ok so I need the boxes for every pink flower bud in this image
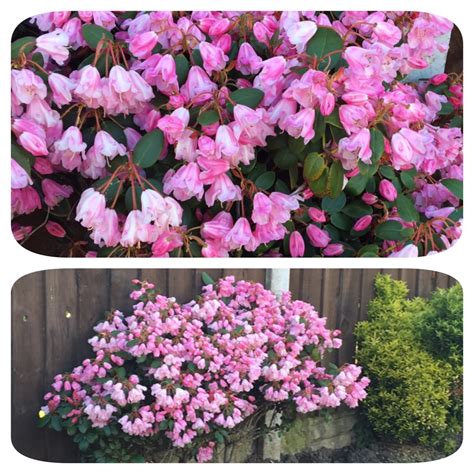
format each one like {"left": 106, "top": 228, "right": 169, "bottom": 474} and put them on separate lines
{"left": 353, "top": 215, "right": 373, "bottom": 232}
{"left": 379, "top": 179, "right": 398, "bottom": 202}
{"left": 42, "top": 178, "right": 73, "bottom": 207}
{"left": 18, "top": 132, "right": 48, "bottom": 156}
{"left": 308, "top": 208, "right": 326, "bottom": 223}
{"left": 431, "top": 73, "right": 448, "bottom": 86}
{"left": 289, "top": 231, "right": 305, "bottom": 257}
{"left": 46, "top": 221, "right": 66, "bottom": 238}
{"left": 307, "top": 224, "right": 330, "bottom": 248}
{"left": 320, "top": 92, "right": 335, "bottom": 116}
{"left": 48, "top": 73, "right": 75, "bottom": 106}
{"left": 362, "top": 192, "right": 378, "bottom": 205}
{"left": 236, "top": 42, "right": 262, "bottom": 75}
{"left": 323, "top": 243, "right": 344, "bottom": 256}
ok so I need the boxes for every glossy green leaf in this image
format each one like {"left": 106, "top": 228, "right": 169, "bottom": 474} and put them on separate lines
{"left": 81, "top": 24, "right": 113, "bottom": 49}
{"left": 306, "top": 27, "right": 343, "bottom": 70}
{"left": 303, "top": 152, "right": 326, "bottom": 181}
{"left": 442, "top": 179, "right": 463, "bottom": 199}
{"left": 274, "top": 148, "right": 297, "bottom": 170}
{"left": 254, "top": 171, "right": 276, "bottom": 190}
{"left": 133, "top": 130, "right": 164, "bottom": 168}
{"left": 175, "top": 54, "right": 190, "bottom": 85}
{"left": 230, "top": 88, "right": 264, "bottom": 109}
{"left": 197, "top": 109, "right": 219, "bottom": 126}
{"left": 370, "top": 128, "right": 385, "bottom": 162}
{"left": 201, "top": 272, "right": 215, "bottom": 286}
{"left": 395, "top": 194, "right": 420, "bottom": 222}
{"left": 11, "top": 36, "right": 36, "bottom": 59}
{"left": 327, "top": 160, "right": 344, "bottom": 198}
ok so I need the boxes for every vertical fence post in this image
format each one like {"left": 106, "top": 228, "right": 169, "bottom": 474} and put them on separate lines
{"left": 260, "top": 268, "right": 290, "bottom": 461}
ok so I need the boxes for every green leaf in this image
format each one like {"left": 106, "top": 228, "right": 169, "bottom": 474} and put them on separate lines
{"left": 380, "top": 165, "right": 396, "bottom": 180}
{"left": 288, "top": 137, "right": 305, "bottom": 153}
{"left": 11, "top": 139, "right": 34, "bottom": 175}
{"left": 50, "top": 416, "right": 62, "bottom": 432}
{"left": 115, "top": 366, "right": 126, "bottom": 378}
{"left": 330, "top": 212, "right": 352, "bottom": 231}
{"left": 133, "top": 130, "right": 164, "bottom": 168}
{"left": 324, "top": 110, "right": 343, "bottom": 129}
{"left": 322, "top": 193, "right": 347, "bottom": 214}
{"left": 395, "top": 194, "right": 420, "bottom": 223}
{"left": 375, "top": 220, "right": 413, "bottom": 241}
{"left": 11, "top": 36, "right": 36, "bottom": 59}
{"left": 342, "top": 201, "right": 372, "bottom": 218}
{"left": 442, "top": 179, "right": 463, "bottom": 200}
{"left": 370, "top": 128, "right": 385, "bottom": 162}
{"left": 230, "top": 88, "right": 264, "bottom": 109}
{"left": 201, "top": 272, "right": 214, "bottom": 286}
{"left": 126, "top": 338, "right": 141, "bottom": 348}
{"left": 150, "top": 358, "right": 162, "bottom": 368}
{"left": 439, "top": 101, "right": 454, "bottom": 116}
{"left": 81, "top": 24, "right": 114, "bottom": 49}
{"left": 175, "top": 54, "right": 190, "bottom": 85}
{"left": 274, "top": 148, "right": 297, "bottom": 170}
{"left": 400, "top": 168, "right": 417, "bottom": 190}
{"left": 255, "top": 171, "right": 276, "bottom": 190}
{"left": 197, "top": 109, "right": 219, "bottom": 126}
{"left": 303, "top": 152, "right": 326, "bottom": 181}
{"left": 306, "top": 27, "right": 343, "bottom": 70}
{"left": 214, "top": 431, "right": 225, "bottom": 444}
{"left": 358, "top": 244, "right": 380, "bottom": 257}
{"left": 345, "top": 173, "right": 369, "bottom": 196}
{"left": 327, "top": 160, "right": 344, "bottom": 198}
{"left": 309, "top": 169, "right": 328, "bottom": 197}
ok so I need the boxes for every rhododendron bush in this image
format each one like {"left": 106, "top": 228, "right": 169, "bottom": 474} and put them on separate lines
{"left": 38, "top": 276, "right": 369, "bottom": 462}
{"left": 12, "top": 11, "right": 463, "bottom": 257}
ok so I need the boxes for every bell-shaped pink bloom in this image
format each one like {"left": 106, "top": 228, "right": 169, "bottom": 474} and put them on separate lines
{"left": 269, "top": 192, "right": 300, "bottom": 223}
{"left": 236, "top": 42, "right": 263, "bottom": 75}
{"left": 157, "top": 107, "right": 189, "bottom": 144}
{"left": 215, "top": 125, "right": 239, "bottom": 157}
{"left": 73, "top": 65, "right": 102, "bottom": 107}
{"left": 109, "top": 65, "right": 132, "bottom": 94}
{"left": 129, "top": 31, "right": 159, "bottom": 59}
{"left": 257, "top": 56, "right": 286, "bottom": 86}
{"left": 289, "top": 231, "right": 305, "bottom": 257}
{"left": 150, "top": 54, "right": 179, "bottom": 95}
{"left": 41, "top": 178, "right": 73, "bottom": 207}
{"left": 391, "top": 131, "right": 415, "bottom": 170}
{"left": 11, "top": 69, "right": 47, "bottom": 104}
{"left": 199, "top": 41, "right": 228, "bottom": 75}
{"left": 26, "top": 97, "right": 61, "bottom": 129}
{"left": 286, "top": 21, "right": 317, "bottom": 53}
{"left": 12, "top": 186, "right": 41, "bottom": 215}
{"left": 91, "top": 208, "right": 121, "bottom": 247}
{"left": 163, "top": 197, "right": 183, "bottom": 228}
{"left": 163, "top": 162, "right": 204, "bottom": 201}
{"left": 140, "top": 189, "right": 166, "bottom": 223}
{"left": 353, "top": 215, "right": 373, "bottom": 232}
{"left": 181, "top": 66, "right": 217, "bottom": 104}
{"left": 120, "top": 210, "right": 150, "bottom": 247}
{"left": 48, "top": 73, "right": 76, "bottom": 106}
{"left": 36, "top": 28, "right": 70, "bottom": 65}
{"left": 280, "top": 108, "right": 315, "bottom": 144}
{"left": 75, "top": 188, "right": 106, "bottom": 228}
{"left": 205, "top": 173, "right": 242, "bottom": 207}
{"left": 18, "top": 131, "right": 49, "bottom": 156}
{"left": 379, "top": 179, "right": 398, "bottom": 202}
{"left": 11, "top": 159, "right": 33, "bottom": 189}
{"left": 201, "top": 211, "right": 233, "bottom": 240}
{"left": 265, "top": 98, "right": 298, "bottom": 128}
{"left": 307, "top": 224, "right": 331, "bottom": 248}
{"left": 225, "top": 217, "right": 252, "bottom": 250}
{"left": 51, "top": 126, "right": 87, "bottom": 171}
{"left": 151, "top": 230, "right": 183, "bottom": 257}
{"left": 251, "top": 192, "right": 273, "bottom": 225}
{"left": 94, "top": 131, "right": 127, "bottom": 159}
{"left": 233, "top": 105, "right": 275, "bottom": 147}
{"left": 338, "top": 128, "right": 372, "bottom": 170}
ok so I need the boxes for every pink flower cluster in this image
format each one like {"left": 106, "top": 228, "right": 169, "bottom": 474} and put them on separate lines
{"left": 40, "top": 276, "right": 369, "bottom": 462}
{"left": 12, "top": 11, "right": 462, "bottom": 257}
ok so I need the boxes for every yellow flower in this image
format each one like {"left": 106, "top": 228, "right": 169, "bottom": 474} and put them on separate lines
{"left": 38, "top": 410, "right": 46, "bottom": 419}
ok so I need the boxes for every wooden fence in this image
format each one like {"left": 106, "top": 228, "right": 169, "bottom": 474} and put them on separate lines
{"left": 11, "top": 268, "right": 457, "bottom": 462}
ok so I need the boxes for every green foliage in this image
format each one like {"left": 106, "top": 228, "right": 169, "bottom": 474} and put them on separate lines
{"left": 355, "top": 275, "right": 462, "bottom": 453}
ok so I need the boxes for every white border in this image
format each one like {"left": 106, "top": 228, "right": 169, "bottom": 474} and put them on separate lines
{"left": 2, "top": 1, "right": 470, "bottom": 472}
